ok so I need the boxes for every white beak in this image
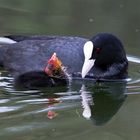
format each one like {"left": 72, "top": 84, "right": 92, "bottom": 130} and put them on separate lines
{"left": 82, "top": 59, "right": 95, "bottom": 78}
{"left": 82, "top": 41, "right": 95, "bottom": 78}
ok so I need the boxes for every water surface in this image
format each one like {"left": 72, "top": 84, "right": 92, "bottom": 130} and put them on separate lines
{"left": 0, "top": 0, "right": 140, "bottom": 140}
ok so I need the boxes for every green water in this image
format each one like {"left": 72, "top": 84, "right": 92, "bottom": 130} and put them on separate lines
{"left": 0, "top": 0, "right": 140, "bottom": 140}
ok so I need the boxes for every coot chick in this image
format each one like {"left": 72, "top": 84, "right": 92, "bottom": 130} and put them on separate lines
{"left": 15, "top": 53, "right": 69, "bottom": 88}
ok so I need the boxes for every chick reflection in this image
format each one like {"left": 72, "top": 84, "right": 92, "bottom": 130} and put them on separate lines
{"left": 80, "top": 82, "right": 127, "bottom": 125}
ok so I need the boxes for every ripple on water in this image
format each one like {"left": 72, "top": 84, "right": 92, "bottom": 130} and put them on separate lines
{"left": 0, "top": 106, "right": 22, "bottom": 113}
{"left": 127, "top": 55, "right": 140, "bottom": 64}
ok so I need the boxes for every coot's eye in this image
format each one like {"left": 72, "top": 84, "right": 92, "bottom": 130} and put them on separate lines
{"left": 95, "top": 48, "right": 101, "bottom": 54}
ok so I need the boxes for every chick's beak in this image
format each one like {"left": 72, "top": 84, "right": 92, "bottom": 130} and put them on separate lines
{"left": 44, "top": 53, "right": 62, "bottom": 76}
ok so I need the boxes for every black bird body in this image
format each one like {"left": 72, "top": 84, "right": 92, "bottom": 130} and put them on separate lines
{"left": 0, "top": 33, "right": 128, "bottom": 88}
{"left": 2, "top": 36, "right": 86, "bottom": 76}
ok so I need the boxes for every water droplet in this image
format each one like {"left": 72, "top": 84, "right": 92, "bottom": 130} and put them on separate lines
{"left": 120, "top": 4, "right": 124, "bottom": 8}
{"left": 89, "top": 18, "right": 94, "bottom": 23}
{"left": 135, "top": 29, "right": 139, "bottom": 32}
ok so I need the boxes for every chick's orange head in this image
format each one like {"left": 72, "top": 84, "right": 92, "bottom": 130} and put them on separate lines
{"left": 44, "top": 53, "right": 62, "bottom": 76}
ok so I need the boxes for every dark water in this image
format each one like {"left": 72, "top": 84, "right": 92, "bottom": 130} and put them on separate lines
{"left": 0, "top": 0, "right": 140, "bottom": 140}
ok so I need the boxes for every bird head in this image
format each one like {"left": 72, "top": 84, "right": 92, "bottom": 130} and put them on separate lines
{"left": 44, "top": 53, "right": 66, "bottom": 78}
{"left": 82, "top": 33, "right": 128, "bottom": 78}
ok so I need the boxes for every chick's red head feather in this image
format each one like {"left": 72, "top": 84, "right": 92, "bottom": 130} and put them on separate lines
{"left": 44, "top": 53, "right": 63, "bottom": 77}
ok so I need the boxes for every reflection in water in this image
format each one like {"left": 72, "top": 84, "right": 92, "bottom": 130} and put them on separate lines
{"left": 0, "top": 69, "right": 136, "bottom": 126}
{"left": 127, "top": 55, "right": 140, "bottom": 64}
{"left": 80, "top": 82, "right": 127, "bottom": 125}
{"left": 80, "top": 85, "right": 93, "bottom": 119}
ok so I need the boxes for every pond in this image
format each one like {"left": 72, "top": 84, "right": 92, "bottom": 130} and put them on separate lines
{"left": 0, "top": 0, "right": 140, "bottom": 140}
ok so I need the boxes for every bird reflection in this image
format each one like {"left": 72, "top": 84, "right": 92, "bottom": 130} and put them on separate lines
{"left": 80, "top": 85, "right": 93, "bottom": 119}
{"left": 80, "top": 82, "right": 127, "bottom": 125}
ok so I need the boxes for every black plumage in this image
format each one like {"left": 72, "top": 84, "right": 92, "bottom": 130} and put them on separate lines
{"left": 0, "top": 33, "right": 128, "bottom": 88}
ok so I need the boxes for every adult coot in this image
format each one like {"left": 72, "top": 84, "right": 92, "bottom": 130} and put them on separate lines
{"left": 0, "top": 33, "right": 128, "bottom": 88}
{"left": 0, "top": 35, "right": 86, "bottom": 88}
